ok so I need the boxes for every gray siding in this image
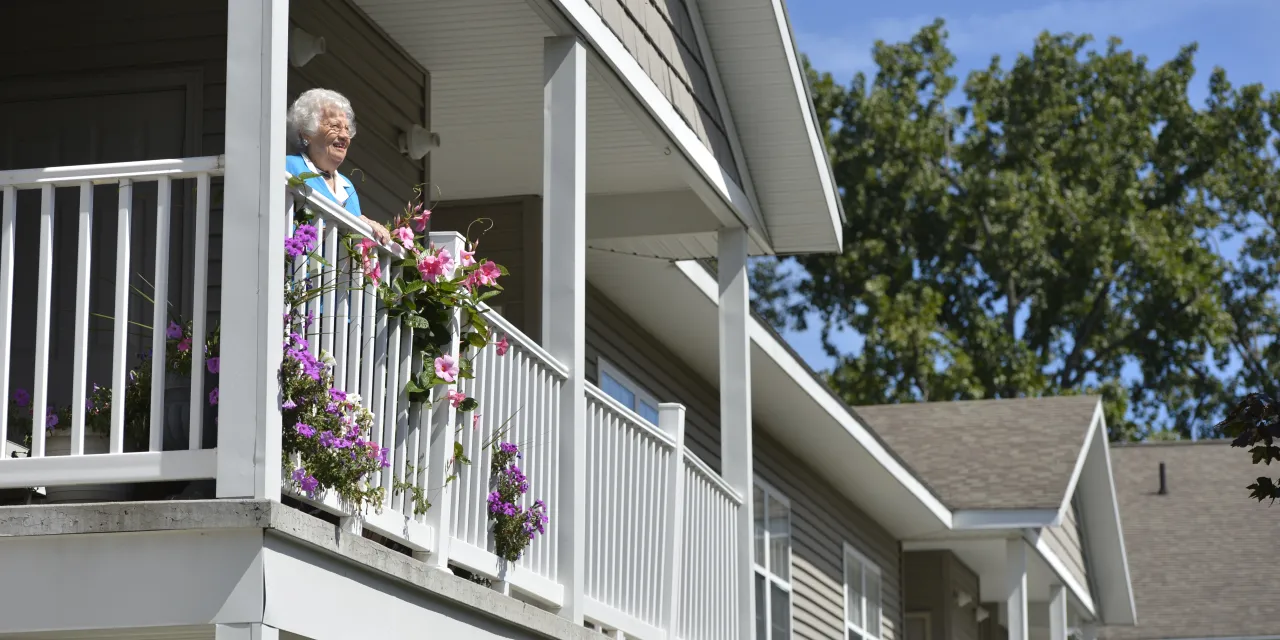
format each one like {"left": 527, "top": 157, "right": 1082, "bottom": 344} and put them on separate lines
{"left": 586, "top": 0, "right": 740, "bottom": 186}
{"left": 755, "top": 429, "right": 903, "bottom": 640}
{"left": 1043, "top": 496, "right": 1088, "bottom": 596}
{"left": 903, "top": 551, "right": 980, "bottom": 640}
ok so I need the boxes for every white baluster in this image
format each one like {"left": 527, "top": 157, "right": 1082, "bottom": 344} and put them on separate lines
{"left": 31, "top": 184, "right": 55, "bottom": 458}
{"left": 0, "top": 186, "right": 15, "bottom": 449}
{"left": 69, "top": 182, "right": 94, "bottom": 455}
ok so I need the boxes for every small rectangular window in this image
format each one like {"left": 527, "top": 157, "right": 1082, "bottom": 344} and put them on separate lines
{"left": 597, "top": 358, "right": 661, "bottom": 425}
{"left": 845, "top": 546, "right": 882, "bottom": 640}
{"left": 754, "top": 479, "right": 792, "bottom": 640}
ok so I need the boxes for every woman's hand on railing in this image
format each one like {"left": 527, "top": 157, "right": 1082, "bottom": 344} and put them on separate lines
{"left": 366, "top": 218, "right": 392, "bottom": 245}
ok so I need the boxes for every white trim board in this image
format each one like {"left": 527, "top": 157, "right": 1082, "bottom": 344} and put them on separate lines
{"left": 1024, "top": 528, "right": 1097, "bottom": 619}
{"left": 531, "top": 0, "right": 772, "bottom": 251}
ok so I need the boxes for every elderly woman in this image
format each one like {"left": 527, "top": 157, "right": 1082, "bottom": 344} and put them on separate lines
{"left": 285, "top": 88, "right": 391, "bottom": 244}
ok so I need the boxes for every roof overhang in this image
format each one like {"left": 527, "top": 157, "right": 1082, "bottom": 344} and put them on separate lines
{"left": 1072, "top": 404, "right": 1138, "bottom": 626}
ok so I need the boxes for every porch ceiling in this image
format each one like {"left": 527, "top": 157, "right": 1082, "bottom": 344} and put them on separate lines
{"left": 353, "top": 0, "right": 686, "bottom": 200}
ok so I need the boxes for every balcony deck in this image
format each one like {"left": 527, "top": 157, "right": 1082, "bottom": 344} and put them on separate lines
{"left": 0, "top": 157, "right": 740, "bottom": 640}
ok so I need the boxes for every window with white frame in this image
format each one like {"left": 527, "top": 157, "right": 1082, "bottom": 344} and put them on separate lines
{"left": 844, "top": 546, "right": 882, "bottom": 640}
{"left": 597, "top": 358, "right": 660, "bottom": 424}
{"left": 754, "top": 480, "right": 792, "bottom": 640}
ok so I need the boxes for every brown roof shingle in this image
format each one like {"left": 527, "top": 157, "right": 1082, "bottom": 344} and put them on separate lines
{"left": 1104, "top": 441, "right": 1280, "bottom": 640}
{"left": 852, "top": 396, "right": 1099, "bottom": 511}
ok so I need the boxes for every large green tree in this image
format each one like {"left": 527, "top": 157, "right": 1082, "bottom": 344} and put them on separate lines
{"left": 753, "top": 20, "right": 1280, "bottom": 440}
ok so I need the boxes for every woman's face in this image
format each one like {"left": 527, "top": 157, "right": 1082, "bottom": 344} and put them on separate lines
{"left": 304, "top": 105, "right": 351, "bottom": 172}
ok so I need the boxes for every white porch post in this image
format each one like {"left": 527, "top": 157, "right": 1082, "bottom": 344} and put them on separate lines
{"left": 542, "top": 35, "right": 587, "bottom": 624}
{"left": 718, "top": 226, "right": 754, "bottom": 639}
{"left": 1049, "top": 584, "right": 1069, "bottom": 640}
{"left": 659, "top": 403, "right": 688, "bottom": 639}
{"left": 1006, "top": 538, "right": 1029, "bottom": 640}
{"left": 218, "top": 0, "right": 288, "bottom": 500}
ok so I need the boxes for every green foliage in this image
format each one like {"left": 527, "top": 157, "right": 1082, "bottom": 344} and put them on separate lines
{"left": 1215, "top": 393, "right": 1280, "bottom": 501}
{"left": 755, "top": 21, "right": 1280, "bottom": 440}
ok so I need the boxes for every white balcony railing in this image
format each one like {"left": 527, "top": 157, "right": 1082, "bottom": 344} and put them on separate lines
{"left": 0, "top": 157, "right": 225, "bottom": 490}
{"left": 0, "top": 157, "right": 746, "bottom": 640}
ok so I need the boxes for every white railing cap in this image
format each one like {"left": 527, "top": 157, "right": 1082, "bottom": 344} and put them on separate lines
{"left": 0, "top": 155, "right": 225, "bottom": 187}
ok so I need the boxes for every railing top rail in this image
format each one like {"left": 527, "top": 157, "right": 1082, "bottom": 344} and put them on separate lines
{"left": 584, "top": 382, "right": 678, "bottom": 449}
{"left": 0, "top": 155, "right": 225, "bottom": 187}
{"left": 481, "top": 304, "right": 570, "bottom": 380}
{"left": 288, "top": 173, "right": 407, "bottom": 261}
{"left": 684, "top": 448, "right": 744, "bottom": 505}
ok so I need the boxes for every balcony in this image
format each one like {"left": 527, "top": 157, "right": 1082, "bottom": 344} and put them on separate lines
{"left": 0, "top": 157, "right": 740, "bottom": 640}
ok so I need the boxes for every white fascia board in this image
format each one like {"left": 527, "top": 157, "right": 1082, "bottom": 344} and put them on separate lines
{"left": 952, "top": 509, "right": 1061, "bottom": 530}
{"left": 1058, "top": 400, "right": 1104, "bottom": 523}
{"left": 675, "top": 261, "right": 952, "bottom": 529}
{"left": 1024, "top": 529, "right": 1098, "bottom": 619}
{"left": 542, "top": 0, "right": 771, "bottom": 248}
{"left": 1078, "top": 409, "right": 1138, "bottom": 625}
{"left": 765, "top": 0, "right": 844, "bottom": 241}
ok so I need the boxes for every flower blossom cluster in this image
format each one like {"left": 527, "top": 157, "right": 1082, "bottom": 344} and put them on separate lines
{"left": 286, "top": 223, "right": 319, "bottom": 259}
{"left": 487, "top": 441, "right": 549, "bottom": 561}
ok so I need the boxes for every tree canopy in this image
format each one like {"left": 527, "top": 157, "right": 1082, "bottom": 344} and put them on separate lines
{"left": 753, "top": 20, "right": 1280, "bottom": 440}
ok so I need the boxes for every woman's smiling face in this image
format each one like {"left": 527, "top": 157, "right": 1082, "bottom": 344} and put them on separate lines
{"left": 305, "top": 105, "right": 351, "bottom": 172}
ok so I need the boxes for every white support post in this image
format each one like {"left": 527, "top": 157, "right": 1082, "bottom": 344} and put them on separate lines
{"left": 423, "top": 231, "right": 465, "bottom": 569}
{"left": 543, "top": 34, "right": 587, "bottom": 625}
{"left": 659, "top": 403, "right": 687, "bottom": 639}
{"left": 718, "top": 226, "right": 753, "bottom": 639}
{"left": 1049, "top": 584, "right": 1069, "bottom": 640}
{"left": 1006, "top": 538, "right": 1029, "bottom": 640}
{"left": 218, "top": 0, "right": 289, "bottom": 500}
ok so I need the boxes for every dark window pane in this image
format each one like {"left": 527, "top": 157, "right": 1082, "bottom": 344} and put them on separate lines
{"left": 771, "top": 583, "right": 790, "bottom": 640}
{"left": 755, "top": 572, "right": 768, "bottom": 640}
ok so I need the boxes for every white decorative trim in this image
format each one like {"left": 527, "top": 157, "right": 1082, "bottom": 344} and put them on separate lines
{"left": 1058, "top": 400, "right": 1104, "bottom": 523}
{"left": 675, "top": 262, "right": 954, "bottom": 528}
{"left": 1024, "top": 529, "right": 1097, "bottom": 617}
{"left": 543, "top": 0, "right": 770, "bottom": 247}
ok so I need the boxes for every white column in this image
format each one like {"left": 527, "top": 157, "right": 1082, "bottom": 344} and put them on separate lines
{"left": 1006, "top": 538, "right": 1029, "bottom": 640}
{"left": 659, "top": 403, "right": 687, "bottom": 638}
{"left": 1049, "top": 584, "right": 1069, "bottom": 640}
{"left": 542, "top": 35, "right": 587, "bottom": 624}
{"left": 218, "top": 0, "right": 289, "bottom": 500}
{"left": 215, "top": 623, "right": 279, "bottom": 640}
{"left": 718, "top": 226, "right": 754, "bottom": 639}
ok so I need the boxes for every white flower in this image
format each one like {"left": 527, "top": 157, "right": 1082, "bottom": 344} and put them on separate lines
{"left": 347, "top": 393, "right": 362, "bottom": 405}
{"left": 320, "top": 351, "right": 336, "bottom": 368}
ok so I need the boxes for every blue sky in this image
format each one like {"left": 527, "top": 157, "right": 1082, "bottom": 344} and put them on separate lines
{"left": 778, "top": 0, "right": 1280, "bottom": 372}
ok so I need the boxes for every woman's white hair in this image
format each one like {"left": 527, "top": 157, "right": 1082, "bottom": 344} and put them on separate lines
{"left": 287, "top": 88, "right": 357, "bottom": 151}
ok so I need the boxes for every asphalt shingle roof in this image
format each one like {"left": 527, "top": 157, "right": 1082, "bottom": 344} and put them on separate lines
{"left": 852, "top": 396, "right": 1100, "bottom": 511}
{"left": 1104, "top": 441, "right": 1280, "bottom": 640}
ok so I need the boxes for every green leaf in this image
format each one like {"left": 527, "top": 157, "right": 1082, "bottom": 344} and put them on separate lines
{"left": 466, "top": 332, "right": 488, "bottom": 348}
{"left": 459, "top": 397, "right": 479, "bottom": 413}
{"left": 403, "top": 314, "right": 430, "bottom": 330}
{"left": 453, "top": 441, "right": 471, "bottom": 466}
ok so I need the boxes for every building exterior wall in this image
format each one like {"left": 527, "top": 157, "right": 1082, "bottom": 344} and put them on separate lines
{"left": 584, "top": 0, "right": 741, "bottom": 186}
{"left": 903, "top": 550, "right": 981, "bottom": 640}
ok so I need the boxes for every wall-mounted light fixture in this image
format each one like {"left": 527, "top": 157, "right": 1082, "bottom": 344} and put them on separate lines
{"left": 976, "top": 607, "right": 990, "bottom": 624}
{"left": 956, "top": 590, "right": 974, "bottom": 609}
{"left": 399, "top": 125, "right": 441, "bottom": 160}
{"left": 290, "top": 27, "right": 327, "bottom": 68}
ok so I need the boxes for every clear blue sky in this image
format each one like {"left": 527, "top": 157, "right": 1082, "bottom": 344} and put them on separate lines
{"left": 779, "top": 0, "right": 1280, "bottom": 372}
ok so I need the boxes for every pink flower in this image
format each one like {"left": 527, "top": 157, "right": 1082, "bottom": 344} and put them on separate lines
{"left": 475, "top": 261, "right": 501, "bottom": 287}
{"left": 409, "top": 208, "right": 432, "bottom": 233}
{"left": 473, "top": 413, "right": 481, "bottom": 430}
{"left": 392, "top": 226, "right": 416, "bottom": 252}
{"left": 356, "top": 237, "right": 377, "bottom": 258}
{"left": 434, "top": 355, "right": 459, "bottom": 383}
{"left": 496, "top": 335, "right": 510, "bottom": 356}
{"left": 363, "top": 257, "right": 382, "bottom": 286}
{"left": 459, "top": 246, "right": 476, "bottom": 267}
{"left": 416, "top": 248, "right": 454, "bottom": 283}
{"left": 448, "top": 390, "right": 467, "bottom": 408}
{"left": 177, "top": 337, "right": 191, "bottom": 352}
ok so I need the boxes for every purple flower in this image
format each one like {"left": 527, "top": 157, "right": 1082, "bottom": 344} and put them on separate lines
{"left": 12, "top": 388, "right": 30, "bottom": 407}
{"left": 295, "top": 422, "right": 315, "bottom": 438}
{"left": 282, "top": 399, "right": 297, "bottom": 410}
{"left": 292, "top": 467, "right": 319, "bottom": 495}
{"left": 206, "top": 357, "right": 220, "bottom": 374}
{"left": 85, "top": 397, "right": 94, "bottom": 411}
{"left": 499, "top": 442, "right": 520, "bottom": 456}
{"left": 209, "top": 387, "right": 220, "bottom": 406}
{"left": 326, "top": 403, "right": 339, "bottom": 415}
{"left": 166, "top": 321, "right": 183, "bottom": 340}
{"left": 319, "top": 431, "right": 338, "bottom": 448}
{"left": 377, "top": 447, "right": 391, "bottom": 468}
{"left": 329, "top": 389, "right": 347, "bottom": 403}
{"left": 46, "top": 409, "right": 58, "bottom": 429}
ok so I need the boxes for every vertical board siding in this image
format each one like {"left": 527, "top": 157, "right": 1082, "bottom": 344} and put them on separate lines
{"left": 588, "top": 0, "right": 740, "bottom": 186}
{"left": 754, "top": 429, "right": 903, "bottom": 640}
{"left": 1043, "top": 496, "right": 1088, "bottom": 596}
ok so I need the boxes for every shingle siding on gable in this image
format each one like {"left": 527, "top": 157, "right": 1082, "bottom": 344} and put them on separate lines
{"left": 588, "top": 0, "right": 742, "bottom": 187}
{"left": 1042, "top": 496, "right": 1089, "bottom": 597}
